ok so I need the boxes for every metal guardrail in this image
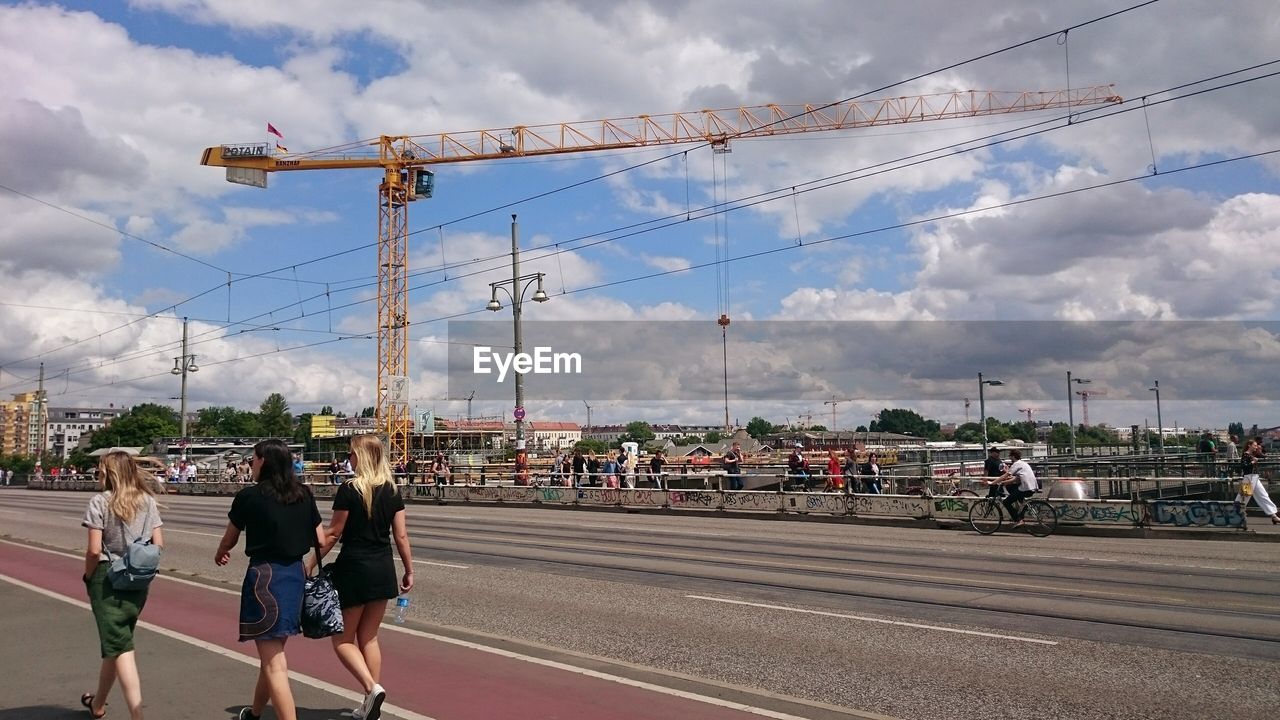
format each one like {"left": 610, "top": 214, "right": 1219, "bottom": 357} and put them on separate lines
{"left": 24, "top": 474, "right": 1261, "bottom": 531}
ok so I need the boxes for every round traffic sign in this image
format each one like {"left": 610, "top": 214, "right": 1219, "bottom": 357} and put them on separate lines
{"left": 514, "top": 406, "right": 526, "bottom": 420}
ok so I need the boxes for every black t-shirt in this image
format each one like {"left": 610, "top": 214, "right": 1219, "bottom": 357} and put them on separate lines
{"left": 650, "top": 456, "right": 665, "bottom": 474}
{"left": 228, "top": 484, "right": 322, "bottom": 563}
{"left": 333, "top": 481, "right": 405, "bottom": 552}
{"left": 723, "top": 450, "right": 741, "bottom": 473}
{"left": 984, "top": 456, "right": 1004, "bottom": 477}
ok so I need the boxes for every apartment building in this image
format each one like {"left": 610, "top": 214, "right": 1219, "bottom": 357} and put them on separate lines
{"left": 45, "top": 406, "right": 125, "bottom": 459}
{"left": 0, "top": 392, "right": 47, "bottom": 457}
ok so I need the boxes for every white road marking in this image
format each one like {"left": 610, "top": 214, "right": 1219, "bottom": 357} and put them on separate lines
{"left": 162, "top": 527, "right": 225, "bottom": 538}
{"left": 413, "top": 559, "right": 470, "bottom": 569}
{"left": 0, "top": 572, "right": 433, "bottom": 720}
{"left": 1, "top": 538, "right": 859, "bottom": 720}
{"left": 686, "top": 594, "right": 1059, "bottom": 646}
{"left": 386, "top": 623, "right": 859, "bottom": 720}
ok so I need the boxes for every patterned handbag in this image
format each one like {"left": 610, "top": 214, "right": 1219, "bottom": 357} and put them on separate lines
{"left": 301, "top": 547, "right": 344, "bottom": 639}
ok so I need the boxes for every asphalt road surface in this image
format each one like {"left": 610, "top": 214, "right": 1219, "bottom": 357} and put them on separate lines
{"left": 2, "top": 488, "right": 1277, "bottom": 720}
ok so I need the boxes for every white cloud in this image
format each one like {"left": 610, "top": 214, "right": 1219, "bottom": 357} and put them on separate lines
{"left": 640, "top": 254, "right": 691, "bottom": 273}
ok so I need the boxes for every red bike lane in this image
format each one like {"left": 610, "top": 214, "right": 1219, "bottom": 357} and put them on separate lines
{"left": 0, "top": 541, "right": 794, "bottom": 720}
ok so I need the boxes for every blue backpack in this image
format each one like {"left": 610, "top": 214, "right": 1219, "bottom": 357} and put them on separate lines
{"left": 106, "top": 507, "right": 161, "bottom": 591}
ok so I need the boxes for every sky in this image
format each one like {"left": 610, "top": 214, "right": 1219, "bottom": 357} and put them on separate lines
{"left": 1, "top": 0, "right": 1279, "bottom": 433}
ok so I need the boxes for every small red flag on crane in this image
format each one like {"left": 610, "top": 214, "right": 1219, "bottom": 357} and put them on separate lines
{"left": 267, "top": 123, "right": 284, "bottom": 139}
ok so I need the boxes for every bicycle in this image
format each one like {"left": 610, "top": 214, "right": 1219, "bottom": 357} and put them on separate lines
{"left": 968, "top": 484, "right": 1057, "bottom": 537}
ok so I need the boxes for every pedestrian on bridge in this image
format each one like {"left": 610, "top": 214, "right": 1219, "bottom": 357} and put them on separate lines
{"left": 309, "top": 433, "right": 415, "bottom": 720}
{"left": 1237, "top": 438, "right": 1279, "bottom": 524}
{"left": 80, "top": 451, "right": 164, "bottom": 720}
{"left": 215, "top": 438, "right": 324, "bottom": 720}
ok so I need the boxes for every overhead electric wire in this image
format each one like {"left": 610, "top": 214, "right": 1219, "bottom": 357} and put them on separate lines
{"left": 3, "top": 2, "right": 1161, "bottom": 374}
{"left": 6, "top": 56, "right": 1273, "bottom": 394}
{"left": 38, "top": 144, "right": 1275, "bottom": 399}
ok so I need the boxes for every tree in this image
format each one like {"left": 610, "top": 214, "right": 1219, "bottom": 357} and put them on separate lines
{"left": 704, "top": 431, "right": 723, "bottom": 444}
{"left": 619, "top": 421, "right": 655, "bottom": 445}
{"left": 1228, "top": 422, "right": 1244, "bottom": 438}
{"left": 573, "top": 439, "right": 607, "bottom": 454}
{"left": 319, "top": 405, "right": 335, "bottom": 416}
{"left": 746, "top": 416, "right": 777, "bottom": 439}
{"left": 359, "top": 406, "right": 376, "bottom": 418}
{"left": 808, "top": 424, "right": 827, "bottom": 432}
{"left": 192, "top": 406, "right": 261, "bottom": 436}
{"left": 90, "top": 403, "right": 179, "bottom": 449}
{"left": 868, "top": 408, "right": 942, "bottom": 439}
{"left": 294, "top": 413, "right": 314, "bottom": 453}
{"left": 258, "top": 393, "right": 293, "bottom": 437}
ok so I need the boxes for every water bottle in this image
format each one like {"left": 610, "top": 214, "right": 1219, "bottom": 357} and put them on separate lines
{"left": 393, "top": 595, "right": 410, "bottom": 624}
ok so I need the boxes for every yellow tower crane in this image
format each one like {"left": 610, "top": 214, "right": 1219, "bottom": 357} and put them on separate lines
{"left": 201, "top": 84, "right": 1121, "bottom": 461}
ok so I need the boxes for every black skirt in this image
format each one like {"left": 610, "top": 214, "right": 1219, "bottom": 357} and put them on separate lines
{"left": 330, "top": 545, "right": 398, "bottom": 608}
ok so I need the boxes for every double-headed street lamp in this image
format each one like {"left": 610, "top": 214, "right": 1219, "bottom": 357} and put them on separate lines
{"left": 170, "top": 316, "right": 199, "bottom": 439}
{"left": 978, "top": 372, "right": 1004, "bottom": 451}
{"left": 1149, "top": 379, "right": 1163, "bottom": 455}
{"left": 1066, "top": 371, "right": 1091, "bottom": 457}
{"left": 485, "top": 215, "right": 549, "bottom": 454}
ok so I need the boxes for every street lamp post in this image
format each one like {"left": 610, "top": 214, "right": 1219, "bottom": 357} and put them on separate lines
{"left": 1149, "top": 380, "right": 1163, "bottom": 455}
{"left": 170, "top": 316, "right": 199, "bottom": 439}
{"left": 1067, "top": 371, "right": 1091, "bottom": 457}
{"left": 486, "top": 215, "right": 549, "bottom": 457}
{"left": 978, "top": 372, "right": 1004, "bottom": 451}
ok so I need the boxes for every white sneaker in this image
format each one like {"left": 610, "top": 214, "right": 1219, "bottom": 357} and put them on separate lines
{"left": 359, "top": 684, "right": 386, "bottom": 720}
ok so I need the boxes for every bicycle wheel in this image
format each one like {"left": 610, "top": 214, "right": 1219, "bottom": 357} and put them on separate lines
{"left": 968, "top": 498, "right": 1003, "bottom": 535}
{"left": 1023, "top": 500, "right": 1058, "bottom": 537}
{"left": 952, "top": 488, "right": 978, "bottom": 498}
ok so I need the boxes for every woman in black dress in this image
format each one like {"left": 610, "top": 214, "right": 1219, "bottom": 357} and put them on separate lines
{"left": 311, "top": 434, "right": 414, "bottom": 720}
{"left": 215, "top": 439, "right": 323, "bottom": 720}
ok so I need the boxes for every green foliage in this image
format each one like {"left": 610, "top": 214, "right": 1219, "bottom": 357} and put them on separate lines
{"left": 90, "top": 403, "right": 179, "bottom": 449}
{"left": 1228, "top": 421, "right": 1244, "bottom": 439}
{"left": 573, "top": 439, "right": 607, "bottom": 454}
{"left": 746, "top": 416, "right": 777, "bottom": 439}
{"left": 704, "top": 431, "right": 723, "bottom": 444}
{"left": 619, "top": 421, "right": 655, "bottom": 445}
{"left": 868, "top": 408, "right": 941, "bottom": 439}
{"left": 673, "top": 435, "right": 702, "bottom": 446}
{"left": 293, "top": 413, "right": 314, "bottom": 452}
{"left": 359, "top": 406, "right": 376, "bottom": 418}
{"left": 808, "top": 424, "right": 827, "bottom": 432}
{"left": 193, "top": 406, "right": 262, "bottom": 436}
{"left": 67, "top": 447, "right": 94, "bottom": 471}
{"left": 854, "top": 425, "right": 868, "bottom": 433}
{"left": 319, "top": 405, "right": 335, "bottom": 416}
{"left": 258, "top": 393, "right": 293, "bottom": 437}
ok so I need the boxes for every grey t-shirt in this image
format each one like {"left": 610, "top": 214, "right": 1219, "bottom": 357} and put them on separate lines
{"left": 82, "top": 492, "right": 163, "bottom": 561}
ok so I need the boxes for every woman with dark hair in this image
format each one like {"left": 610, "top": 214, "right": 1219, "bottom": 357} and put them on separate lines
{"left": 80, "top": 451, "right": 164, "bottom": 720}
{"left": 308, "top": 434, "right": 413, "bottom": 720}
{"left": 215, "top": 439, "right": 323, "bottom": 720}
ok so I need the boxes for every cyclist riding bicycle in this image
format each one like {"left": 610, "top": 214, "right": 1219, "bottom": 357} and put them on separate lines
{"left": 984, "top": 449, "right": 1039, "bottom": 529}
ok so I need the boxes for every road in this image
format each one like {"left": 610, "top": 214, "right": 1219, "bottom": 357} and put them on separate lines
{"left": 2, "top": 488, "right": 1277, "bottom": 720}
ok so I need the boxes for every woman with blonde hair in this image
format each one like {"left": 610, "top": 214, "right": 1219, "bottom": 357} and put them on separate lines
{"left": 80, "top": 451, "right": 164, "bottom": 720}
{"left": 309, "top": 434, "right": 413, "bottom": 720}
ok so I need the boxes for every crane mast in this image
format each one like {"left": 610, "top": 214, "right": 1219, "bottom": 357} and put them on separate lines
{"left": 201, "top": 85, "right": 1121, "bottom": 462}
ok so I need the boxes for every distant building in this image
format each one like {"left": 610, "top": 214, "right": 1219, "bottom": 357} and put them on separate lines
{"left": 45, "top": 406, "right": 125, "bottom": 459}
{"left": 528, "top": 421, "right": 581, "bottom": 450}
{"left": 0, "top": 392, "right": 47, "bottom": 457}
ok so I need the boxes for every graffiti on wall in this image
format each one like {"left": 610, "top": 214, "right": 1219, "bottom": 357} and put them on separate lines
{"left": 1148, "top": 500, "right": 1244, "bottom": 528}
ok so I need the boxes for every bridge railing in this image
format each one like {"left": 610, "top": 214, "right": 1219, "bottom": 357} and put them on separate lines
{"left": 25, "top": 473, "right": 1259, "bottom": 530}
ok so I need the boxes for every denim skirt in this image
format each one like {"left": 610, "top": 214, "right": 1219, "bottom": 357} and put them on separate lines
{"left": 238, "top": 559, "right": 303, "bottom": 642}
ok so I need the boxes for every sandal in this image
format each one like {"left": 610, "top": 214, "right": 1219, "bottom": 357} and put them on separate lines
{"left": 81, "top": 693, "right": 107, "bottom": 718}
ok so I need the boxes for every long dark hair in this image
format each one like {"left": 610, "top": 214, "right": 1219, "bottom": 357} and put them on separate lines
{"left": 254, "top": 438, "right": 305, "bottom": 504}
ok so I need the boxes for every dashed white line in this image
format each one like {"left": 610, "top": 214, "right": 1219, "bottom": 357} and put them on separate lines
{"left": 686, "top": 595, "right": 1059, "bottom": 646}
